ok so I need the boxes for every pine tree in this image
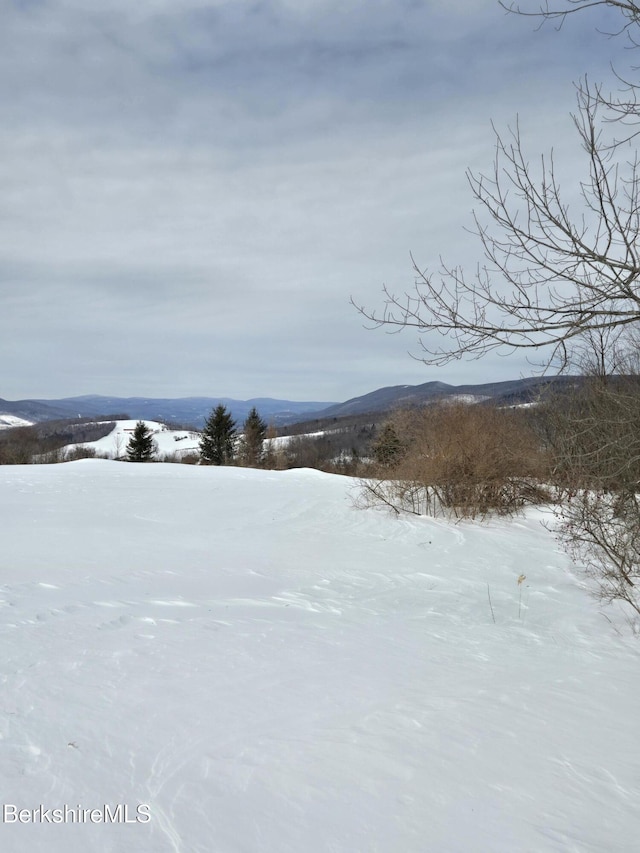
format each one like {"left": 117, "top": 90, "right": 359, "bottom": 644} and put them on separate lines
{"left": 199, "top": 404, "right": 237, "bottom": 465}
{"left": 126, "top": 421, "right": 156, "bottom": 462}
{"left": 372, "top": 422, "right": 404, "bottom": 467}
{"left": 238, "top": 407, "right": 268, "bottom": 467}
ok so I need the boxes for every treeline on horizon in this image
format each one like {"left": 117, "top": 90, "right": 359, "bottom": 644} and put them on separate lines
{"left": 1, "top": 383, "right": 634, "bottom": 497}
{"left": 0, "top": 405, "right": 376, "bottom": 472}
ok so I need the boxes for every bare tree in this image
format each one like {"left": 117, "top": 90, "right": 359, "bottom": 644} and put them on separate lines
{"left": 354, "top": 95, "right": 640, "bottom": 371}
{"left": 354, "top": 0, "right": 640, "bottom": 624}
{"left": 353, "top": 3, "right": 640, "bottom": 372}
{"left": 501, "top": 4, "right": 640, "bottom": 150}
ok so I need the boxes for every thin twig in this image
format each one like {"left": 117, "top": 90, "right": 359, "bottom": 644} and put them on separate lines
{"left": 487, "top": 584, "right": 496, "bottom": 624}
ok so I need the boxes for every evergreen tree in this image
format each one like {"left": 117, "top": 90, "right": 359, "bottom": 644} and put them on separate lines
{"left": 199, "top": 405, "right": 237, "bottom": 465}
{"left": 126, "top": 421, "right": 156, "bottom": 462}
{"left": 372, "top": 422, "right": 404, "bottom": 467}
{"left": 238, "top": 407, "right": 268, "bottom": 467}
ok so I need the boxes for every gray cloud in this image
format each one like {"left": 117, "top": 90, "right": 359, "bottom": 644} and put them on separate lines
{"left": 0, "top": 0, "right": 624, "bottom": 400}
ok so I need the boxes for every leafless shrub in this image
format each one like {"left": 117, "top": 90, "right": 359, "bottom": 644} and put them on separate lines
{"left": 180, "top": 452, "right": 200, "bottom": 465}
{"left": 354, "top": 476, "right": 438, "bottom": 516}
{"left": 38, "top": 447, "right": 69, "bottom": 464}
{"left": 284, "top": 436, "right": 326, "bottom": 469}
{"left": 540, "top": 361, "right": 640, "bottom": 619}
{"left": 557, "top": 489, "right": 640, "bottom": 619}
{"left": 542, "top": 379, "right": 640, "bottom": 496}
{"left": 65, "top": 446, "right": 98, "bottom": 461}
{"left": 357, "top": 403, "right": 550, "bottom": 519}
{"left": 0, "top": 427, "right": 38, "bottom": 464}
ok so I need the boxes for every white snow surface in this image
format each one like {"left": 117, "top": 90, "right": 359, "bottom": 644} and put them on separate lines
{"left": 1, "top": 461, "right": 638, "bottom": 852}
{"left": 73, "top": 419, "right": 328, "bottom": 457}
{"left": 0, "top": 415, "right": 34, "bottom": 430}
{"left": 71, "top": 420, "right": 200, "bottom": 459}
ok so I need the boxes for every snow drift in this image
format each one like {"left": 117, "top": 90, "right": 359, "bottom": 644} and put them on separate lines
{"left": 0, "top": 461, "right": 638, "bottom": 852}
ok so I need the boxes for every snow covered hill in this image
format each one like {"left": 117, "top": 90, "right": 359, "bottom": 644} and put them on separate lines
{"left": 69, "top": 420, "right": 201, "bottom": 460}
{"left": 0, "top": 415, "right": 34, "bottom": 431}
{"left": 0, "top": 461, "right": 638, "bottom": 852}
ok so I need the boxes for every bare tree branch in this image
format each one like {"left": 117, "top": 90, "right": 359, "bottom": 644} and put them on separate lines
{"left": 352, "top": 77, "right": 640, "bottom": 369}
{"left": 500, "top": 1, "right": 640, "bottom": 31}
{"left": 354, "top": 0, "right": 640, "bottom": 628}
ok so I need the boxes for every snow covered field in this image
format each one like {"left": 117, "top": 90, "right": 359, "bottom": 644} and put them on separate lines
{"left": 1, "top": 461, "right": 638, "bottom": 852}
{"left": 69, "top": 420, "right": 201, "bottom": 460}
{"left": 0, "top": 416, "right": 33, "bottom": 431}
{"left": 71, "top": 418, "right": 328, "bottom": 459}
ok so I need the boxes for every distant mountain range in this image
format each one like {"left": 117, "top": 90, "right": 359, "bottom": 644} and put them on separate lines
{"left": 0, "top": 395, "right": 338, "bottom": 429}
{"left": 316, "top": 376, "right": 582, "bottom": 418}
{"left": 0, "top": 377, "right": 581, "bottom": 430}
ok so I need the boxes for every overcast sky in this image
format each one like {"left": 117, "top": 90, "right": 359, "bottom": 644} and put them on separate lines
{"left": 0, "top": 0, "right": 625, "bottom": 402}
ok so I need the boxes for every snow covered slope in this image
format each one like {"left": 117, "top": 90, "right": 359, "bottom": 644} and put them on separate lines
{"left": 0, "top": 461, "right": 638, "bottom": 852}
{"left": 70, "top": 420, "right": 201, "bottom": 459}
{"left": 0, "top": 415, "right": 33, "bottom": 430}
